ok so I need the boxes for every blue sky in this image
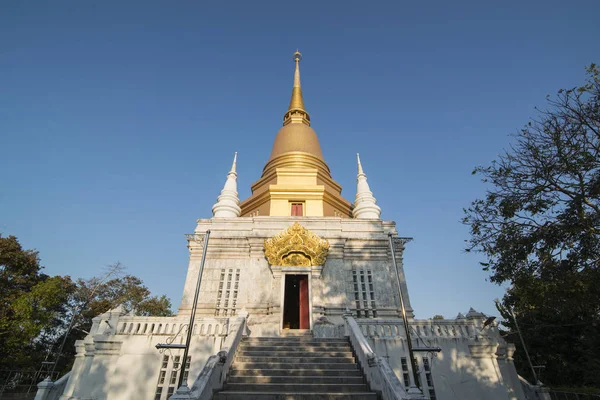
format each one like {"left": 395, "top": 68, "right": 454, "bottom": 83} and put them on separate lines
{"left": 1, "top": 1, "right": 598, "bottom": 319}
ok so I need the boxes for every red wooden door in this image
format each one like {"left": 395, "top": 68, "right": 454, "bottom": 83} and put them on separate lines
{"left": 291, "top": 203, "right": 303, "bottom": 216}
{"left": 299, "top": 276, "right": 309, "bottom": 329}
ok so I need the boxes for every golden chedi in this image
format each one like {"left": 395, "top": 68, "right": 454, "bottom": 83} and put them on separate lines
{"left": 240, "top": 51, "right": 353, "bottom": 218}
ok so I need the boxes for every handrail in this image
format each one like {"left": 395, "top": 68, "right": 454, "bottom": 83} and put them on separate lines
{"left": 549, "top": 390, "right": 600, "bottom": 398}
{"left": 170, "top": 312, "right": 247, "bottom": 400}
{"left": 34, "top": 372, "right": 71, "bottom": 400}
{"left": 47, "top": 372, "right": 70, "bottom": 400}
{"left": 344, "top": 314, "right": 424, "bottom": 400}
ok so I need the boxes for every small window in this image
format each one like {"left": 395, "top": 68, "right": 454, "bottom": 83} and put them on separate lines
{"left": 291, "top": 202, "right": 304, "bottom": 216}
{"left": 352, "top": 268, "right": 377, "bottom": 318}
{"left": 400, "top": 357, "right": 410, "bottom": 387}
{"left": 423, "top": 357, "right": 436, "bottom": 399}
{"left": 216, "top": 268, "right": 240, "bottom": 316}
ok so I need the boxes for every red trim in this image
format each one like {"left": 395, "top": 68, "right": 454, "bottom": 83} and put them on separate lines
{"left": 299, "top": 276, "right": 309, "bottom": 329}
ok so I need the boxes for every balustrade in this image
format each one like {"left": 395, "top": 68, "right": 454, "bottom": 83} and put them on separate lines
{"left": 354, "top": 319, "right": 476, "bottom": 339}
{"left": 116, "top": 317, "right": 229, "bottom": 337}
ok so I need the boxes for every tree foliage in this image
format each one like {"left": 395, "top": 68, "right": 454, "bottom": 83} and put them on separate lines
{"left": 464, "top": 65, "right": 600, "bottom": 388}
{"left": 465, "top": 64, "right": 600, "bottom": 282}
{"left": 73, "top": 271, "right": 173, "bottom": 334}
{"left": 0, "top": 235, "right": 76, "bottom": 369}
{"left": 495, "top": 268, "right": 600, "bottom": 387}
{"left": 0, "top": 235, "right": 173, "bottom": 374}
{"left": 49, "top": 269, "right": 174, "bottom": 373}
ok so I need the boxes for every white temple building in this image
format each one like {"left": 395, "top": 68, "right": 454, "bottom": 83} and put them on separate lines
{"left": 37, "top": 51, "right": 533, "bottom": 400}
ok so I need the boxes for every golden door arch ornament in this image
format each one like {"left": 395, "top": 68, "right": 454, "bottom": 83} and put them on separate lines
{"left": 264, "top": 222, "right": 329, "bottom": 267}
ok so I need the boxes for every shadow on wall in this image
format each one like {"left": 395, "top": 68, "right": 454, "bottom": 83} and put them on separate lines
{"left": 60, "top": 327, "right": 224, "bottom": 400}
{"left": 318, "top": 233, "right": 409, "bottom": 319}
{"left": 435, "top": 346, "right": 507, "bottom": 399}
{"left": 374, "top": 338, "right": 509, "bottom": 400}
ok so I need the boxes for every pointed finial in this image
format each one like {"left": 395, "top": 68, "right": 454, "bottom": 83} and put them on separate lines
{"left": 284, "top": 50, "right": 310, "bottom": 126}
{"left": 353, "top": 154, "right": 381, "bottom": 219}
{"left": 212, "top": 152, "right": 241, "bottom": 218}
{"left": 293, "top": 51, "right": 302, "bottom": 88}
{"left": 230, "top": 152, "right": 238, "bottom": 174}
{"left": 357, "top": 153, "right": 364, "bottom": 175}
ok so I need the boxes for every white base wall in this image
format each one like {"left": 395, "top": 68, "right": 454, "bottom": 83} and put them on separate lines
{"left": 53, "top": 217, "right": 525, "bottom": 400}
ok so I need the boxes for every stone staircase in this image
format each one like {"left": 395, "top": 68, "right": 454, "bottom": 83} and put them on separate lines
{"left": 213, "top": 335, "right": 378, "bottom": 400}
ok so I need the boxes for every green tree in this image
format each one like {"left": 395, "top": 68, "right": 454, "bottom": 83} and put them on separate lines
{"left": 52, "top": 269, "right": 173, "bottom": 373}
{"left": 0, "top": 236, "right": 173, "bottom": 374}
{"left": 464, "top": 65, "right": 600, "bottom": 388}
{"left": 0, "top": 235, "right": 76, "bottom": 369}
{"left": 77, "top": 273, "right": 173, "bottom": 319}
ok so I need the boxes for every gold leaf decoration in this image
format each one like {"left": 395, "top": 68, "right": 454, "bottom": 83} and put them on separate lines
{"left": 264, "top": 222, "right": 329, "bottom": 266}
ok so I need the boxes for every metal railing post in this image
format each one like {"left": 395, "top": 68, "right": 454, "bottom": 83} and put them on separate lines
{"left": 177, "top": 230, "right": 210, "bottom": 390}
{"left": 388, "top": 233, "right": 420, "bottom": 392}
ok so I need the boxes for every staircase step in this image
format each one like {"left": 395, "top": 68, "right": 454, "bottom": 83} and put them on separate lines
{"left": 241, "top": 342, "right": 350, "bottom": 348}
{"left": 243, "top": 338, "right": 347, "bottom": 344}
{"left": 230, "top": 369, "right": 363, "bottom": 377}
{"left": 239, "top": 344, "right": 351, "bottom": 352}
{"left": 228, "top": 376, "right": 365, "bottom": 384}
{"left": 237, "top": 351, "right": 353, "bottom": 358}
{"left": 280, "top": 329, "right": 312, "bottom": 336}
{"left": 232, "top": 362, "right": 359, "bottom": 370}
{"left": 235, "top": 356, "right": 354, "bottom": 363}
{"left": 241, "top": 341, "right": 349, "bottom": 346}
{"left": 214, "top": 337, "right": 377, "bottom": 399}
{"left": 213, "top": 392, "right": 378, "bottom": 400}
{"left": 223, "top": 383, "right": 370, "bottom": 393}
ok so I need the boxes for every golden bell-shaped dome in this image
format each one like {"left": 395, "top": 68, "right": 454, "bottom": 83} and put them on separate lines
{"left": 268, "top": 123, "right": 324, "bottom": 162}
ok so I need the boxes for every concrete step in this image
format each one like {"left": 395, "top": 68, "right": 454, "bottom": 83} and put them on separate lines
{"left": 214, "top": 336, "right": 377, "bottom": 400}
{"left": 280, "top": 329, "right": 312, "bottom": 336}
{"left": 222, "top": 383, "right": 370, "bottom": 393}
{"left": 232, "top": 362, "right": 359, "bottom": 370}
{"left": 229, "top": 369, "right": 363, "bottom": 377}
{"left": 235, "top": 356, "right": 354, "bottom": 363}
{"left": 239, "top": 344, "right": 352, "bottom": 352}
{"left": 240, "top": 341, "right": 350, "bottom": 348}
{"left": 241, "top": 341, "right": 351, "bottom": 347}
{"left": 227, "top": 375, "right": 366, "bottom": 384}
{"left": 237, "top": 350, "right": 354, "bottom": 358}
{"left": 243, "top": 337, "right": 347, "bottom": 343}
{"left": 213, "top": 392, "right": 378, "bottom": 400}
{"left": 241, "top": 340, "right": 350, "bottom": 345}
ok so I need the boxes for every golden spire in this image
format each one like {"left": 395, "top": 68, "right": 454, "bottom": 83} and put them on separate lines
{"left": 239, "top": 51, "right": 354, "bottom": 218}
{"left": 283, "top": 50, "right": 311, "bottom": 126}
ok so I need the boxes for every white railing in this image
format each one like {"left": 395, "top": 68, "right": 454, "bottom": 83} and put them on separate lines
{"left": 170, "top": 312, "right": 247, "bottom": 400}
{"left": 116, "top": 317, "right": 230, "bottom": 337}
{"left": 344, "top": 315, "right": 424, "bottom": 400}
{"left": 34, "top": 372, "right": 71, "bottom": 400}
{"left": 519, "top": 376, "right": 554, "bottom": 400}
{"left": 356, "top": 318, "right": 476, "bottom": 339}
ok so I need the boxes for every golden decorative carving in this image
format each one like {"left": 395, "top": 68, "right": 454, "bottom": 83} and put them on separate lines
{"left": 264, "top": 222, "right": 329, "bottom": 266}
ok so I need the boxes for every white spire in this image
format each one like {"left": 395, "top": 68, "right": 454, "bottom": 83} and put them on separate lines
{"left": 212, "top": 152, "right": 241, "bottom": 218}
{"left": 352, "top": 153, "right": 381, "bottom": 219}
